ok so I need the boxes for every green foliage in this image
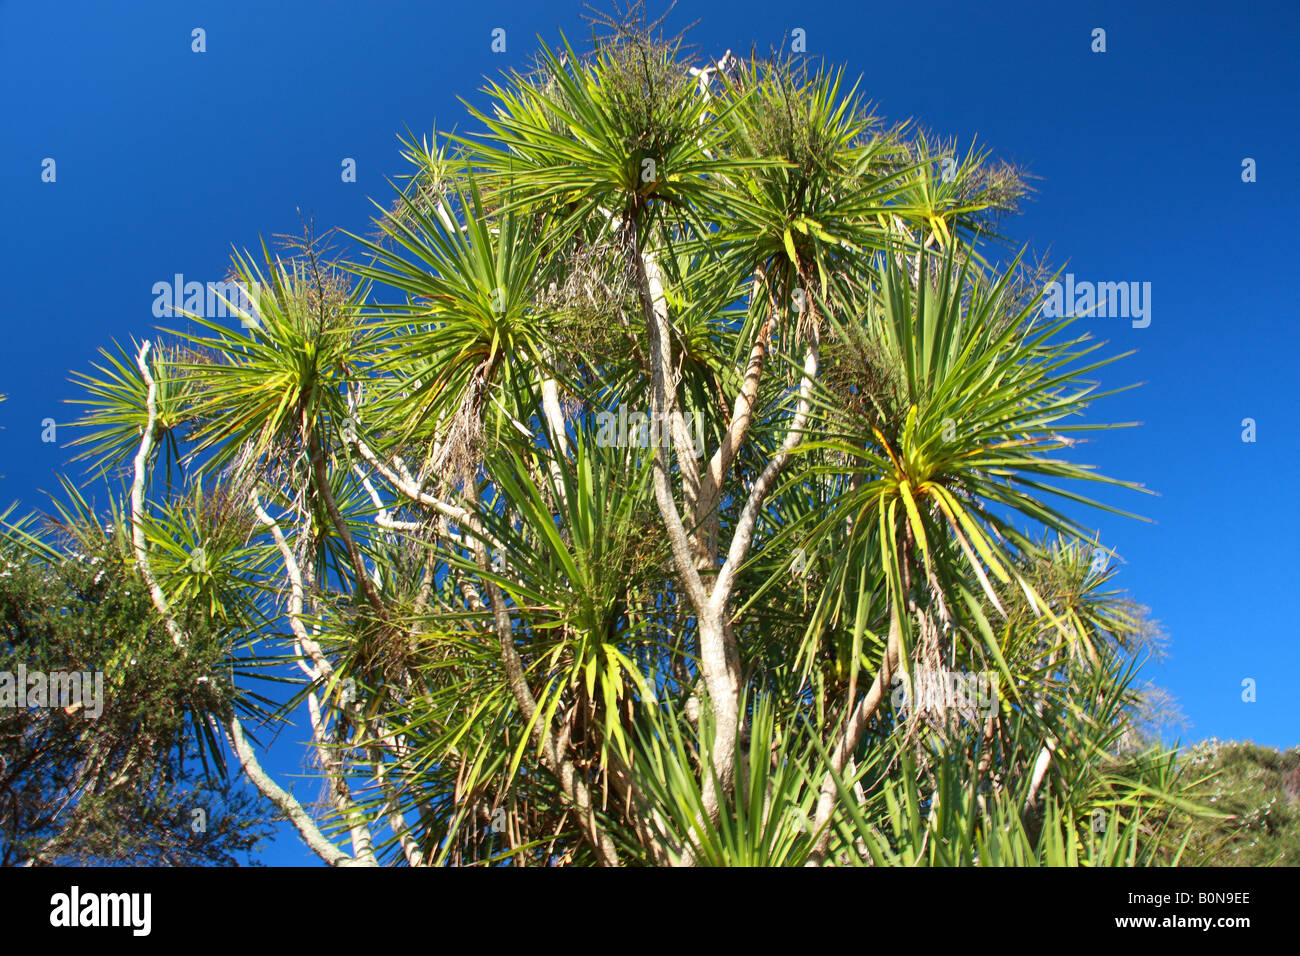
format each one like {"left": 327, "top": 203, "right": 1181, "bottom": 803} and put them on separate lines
{"left": 0, "top": 507, "right": 273, "bottom": 865}
{"left": 16, "top": 8, "right": 1217, "bottom": 867}
{"left": 1173, "top": 740, "right": 1300, "bottom": 866}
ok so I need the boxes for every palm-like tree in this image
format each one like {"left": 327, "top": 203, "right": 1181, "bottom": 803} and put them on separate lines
{"left": 20, "top": 10, "right": 1210, "bottom": 866}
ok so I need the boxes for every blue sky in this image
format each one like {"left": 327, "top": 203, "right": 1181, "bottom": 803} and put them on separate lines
{"left": 2, "top": 0, "right": 1296, "bottom": 864}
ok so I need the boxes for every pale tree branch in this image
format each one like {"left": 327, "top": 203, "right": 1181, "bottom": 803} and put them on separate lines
{"left": 629, "top": 222, "right": 742, "bottom": 824}
{"left": 1024, "top": 739, "right": 1057, "bottom": 812}
{"left": 631, "top": 225, "right": 710, "bottom": 617}
{"left": 354, "top": 465, "right": 424, "bottom": 532}
{"left": 125, "top": 353, "right": 364, "bottom": 866}
{"left": 130, "top": 340, "right": 185, "bottom": 649}
{"left": 350, "top": 431, "right": 506, "bottom": 552}
{"left": 540, "top": 376, "right": 572, "bottom": 511}
{"left": 806, "top": 604, "right": 902, "bottom": 865}
{"left": 709, "top": 332, "right": 819, "bottom": 617}
{"left": 225, "top": 715, "right": 364, "bottom": 866}
{"left": 695, "top": 270, "right": 780, "bottom": 560}
{"left": 250, "top": 488, "right": 378, "bottom": 864}
{"left": 635, "top": 230, "right": 702, "bottom": 526}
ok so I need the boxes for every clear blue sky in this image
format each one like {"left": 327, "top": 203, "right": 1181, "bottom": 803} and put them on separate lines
{"left": 2, "top": 0, "right": 1296, "bottom": 864}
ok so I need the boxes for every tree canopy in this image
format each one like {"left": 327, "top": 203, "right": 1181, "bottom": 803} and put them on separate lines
{"left": 5, "top": 10, "right": 1225, "bottom": 867}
